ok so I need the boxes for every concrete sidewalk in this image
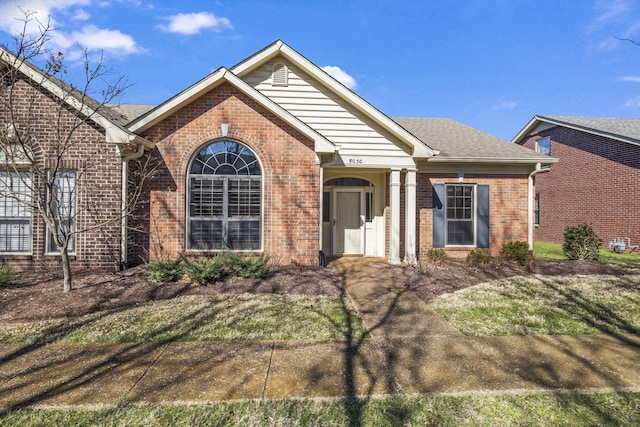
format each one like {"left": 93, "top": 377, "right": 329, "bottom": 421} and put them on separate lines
{"left": 1, "top": 258, "right": 640, "bottom": 410}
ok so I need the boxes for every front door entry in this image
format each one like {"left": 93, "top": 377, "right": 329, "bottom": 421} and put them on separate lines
{"left": 336, "top": 191, "right": 361, "bottom": 254}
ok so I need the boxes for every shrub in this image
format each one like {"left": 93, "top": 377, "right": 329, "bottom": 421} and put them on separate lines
{"left": 562, "top": 223, "right": 603, "bottom": 260}
{"left": 501, "top": 241, "right": 534, "bottom": 265}
{"left": 182, "top": 252, "right": 270, "bottom": 285}
{"left": 236, "top": 254, "right": 270, "bottom": 278}
{"left": 183, "top": 256, "right": 228, "bottom": 285}
{"left": 466, "top": 248, "right": 492, "bottom": 267}
{"left": 0, "top": 265, "right": 17, "bottom": 287}
{"left": 425, "top": 248, "right": 447, "bottom": 266}
{"left": 145, "top": 259, "right": 183, "bottom": 282}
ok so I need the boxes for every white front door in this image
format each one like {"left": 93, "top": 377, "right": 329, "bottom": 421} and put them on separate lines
{"left": 336, "top": 191, "right": 362, "bottom": 254}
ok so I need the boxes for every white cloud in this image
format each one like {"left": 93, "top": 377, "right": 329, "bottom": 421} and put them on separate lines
{"left": 587, "top": 0, "right": 632, "bottom": 33}
{"left": 0, "top": 0, "right": 144, "bottom": 59}
{"left": 321, "top": 65, "right": 357, "bottom": 90}
{"left": 66, "top": 24, "right": 144, "bottom": 57}
{"left": 617, "top": 76, "right": 640, "bottom": 83}
{"left": 623, "top": 95, "right": 640, "bottom": 108}
{"left": 157, "top": 12, "right": 232, "bottom": 35}
{"left": 72, "top": 9, "right": 90, "bottom": 20}
{"left": 586, "top": 0, "right": 640, "bottom": 50}
{"left": 492, "top": 100, "right": 519, "bottom": 110}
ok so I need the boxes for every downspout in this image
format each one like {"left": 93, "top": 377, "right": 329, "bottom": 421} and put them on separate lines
{"left": 121, "top": 143, "right": 145, "bottom": 269}
{"left": 528, "top": 163, "right": 543, "bottom": 251}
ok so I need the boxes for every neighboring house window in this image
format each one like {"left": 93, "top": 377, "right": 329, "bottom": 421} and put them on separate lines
{"left": 0, "top": 172, "right": 32, "bottom": 253}
{"left": 188, "top": 140, "right": 262, "bottom": 250}
{"left": 433, "top": 183, "right": 489, "bottom": 248}
{"left": 47, "top": 171, "right": 77, "bottom": 253}
{"left": 536, "top": 137, "right": 551, "bottom": 169}
{"left": 534, "top": 193, "right": 540, "bottom": 225}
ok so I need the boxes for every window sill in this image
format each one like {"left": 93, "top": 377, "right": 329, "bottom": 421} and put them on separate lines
{"left": 0, "top": 254, "right": 33, "bottom": 259}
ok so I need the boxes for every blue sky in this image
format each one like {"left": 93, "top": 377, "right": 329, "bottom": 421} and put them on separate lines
{"left": 1, "top": 0, "right": 640, "bottom": 140}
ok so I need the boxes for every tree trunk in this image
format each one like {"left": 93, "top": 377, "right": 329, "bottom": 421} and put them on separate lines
{"left": 61, "top": 248, "right": 73, "bottom": 292}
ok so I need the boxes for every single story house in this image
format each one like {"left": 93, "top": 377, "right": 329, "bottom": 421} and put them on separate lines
{"left": 1, "top": 41, "right": 553, "bottom": 271}
{"left": 513, "top": 115, "right": 640, "bottom": 247}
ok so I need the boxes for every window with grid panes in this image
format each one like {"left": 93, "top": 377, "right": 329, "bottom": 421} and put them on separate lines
{"left": 446, "top": 184, "right": 474, "bottom": 245}
{"left": 47, "top": 171, "right": 76, "bottom": 253}
{"left": 0, "top": 172, "right": 32, "bottom": 253}
{"left": 188, "top": 140, "right": 261, "bottom": 250}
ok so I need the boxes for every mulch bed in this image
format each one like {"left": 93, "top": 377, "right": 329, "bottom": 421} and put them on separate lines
{"left": 1, "top": 258, "right": 635, "bottom": 322}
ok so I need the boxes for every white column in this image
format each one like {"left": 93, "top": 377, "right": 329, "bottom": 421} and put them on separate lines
{"left": 404, "top": 168, "right": 417, "bottom": 264}
{"left": 389, "top": 168, "right": 401, "bottom": 264}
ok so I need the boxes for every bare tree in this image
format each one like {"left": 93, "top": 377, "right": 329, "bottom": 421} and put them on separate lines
{"left": 0, "top": 12, "right": 153, "bottom": 292}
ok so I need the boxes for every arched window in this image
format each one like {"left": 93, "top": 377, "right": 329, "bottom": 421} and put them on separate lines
{"left": 187, "top": 140, "right": 262, "bottom": 250}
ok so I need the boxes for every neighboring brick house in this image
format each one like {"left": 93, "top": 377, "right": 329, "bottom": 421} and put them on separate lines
{"left": 0, "top": 48, "right": 153, "bottom": 272}
{"left": 513, "top": 115, "right": 640, "bottom": 247}
{"left": 1, "top": 41, "right": 553, "bottom": 273}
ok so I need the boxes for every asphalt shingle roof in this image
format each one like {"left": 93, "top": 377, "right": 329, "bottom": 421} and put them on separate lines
{"left": 534, "top": 116, "right": 640, "bottom": 145}
{"left": 393, "top": 117, "right": 551, "bottom": 161}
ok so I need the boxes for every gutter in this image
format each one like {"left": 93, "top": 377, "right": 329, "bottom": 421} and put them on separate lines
{"left": 527, "top": 164, "right": 547, "bottom": 250}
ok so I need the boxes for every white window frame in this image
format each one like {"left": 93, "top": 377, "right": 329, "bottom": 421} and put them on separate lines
{"left": 46, "top": 171, "right": 77, "bottom": 255}
{"left": 0, "top": 171, "right": 33, "bottom": 254}
{"left": 536, "top": 137, "right": 551, "bottom": 169}
{"left": 445, "top": 184, "right": 477, "bottom": 247}
{"left": 187, "top": 140, "right": 263, "bottom": 252}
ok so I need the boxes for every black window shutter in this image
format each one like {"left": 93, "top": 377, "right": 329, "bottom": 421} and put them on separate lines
{"left": 432, "top": 184, "right": 445, "bottom": 247}
{"left": 477, "top": 185, "right": 490, "bottom": 248}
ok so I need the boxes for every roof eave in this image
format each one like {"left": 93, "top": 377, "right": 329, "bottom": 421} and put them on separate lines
{"left": 231, "top": 41, "right": 436, "bottom": 158}
{"left": 2, "top": 48, "right": 151, "bottom": 147}
{"left": 513, "top": 115, "right": 640, "bottom": 147}
{"left": 426, "top": 156, "right": 559, "bottom": 164}
{"left": 127, "top": 67, "right": 336, "bottom": 154}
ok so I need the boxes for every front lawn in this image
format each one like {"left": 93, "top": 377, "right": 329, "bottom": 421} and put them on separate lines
{"left": 0, "top": 294, "right": 365, "bottom": 344}
{"left": 2, "top": 393, "right": 640, "bottom": 426}
{"left": 430, "top": 274, "right": 640, "bottom": 336}
{"left": 535, "top": 241, "right": 640, "bottom": 268}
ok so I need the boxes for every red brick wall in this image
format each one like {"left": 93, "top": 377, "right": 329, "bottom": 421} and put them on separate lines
{"left": 521, "top": 127, "right": 640, "bottom": 246}
{"left": 134, "top": 82, "right": 320, "bottom": 265}
{"left": 415, "top": 173, "right": 529, "bottom": 260}
{"left": 0, "top": 78, "right": 123, "bottom": 272}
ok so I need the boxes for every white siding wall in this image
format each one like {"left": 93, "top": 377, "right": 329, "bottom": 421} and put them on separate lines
{"left": 243, "top": 60, "right": 414, "bottom": 166}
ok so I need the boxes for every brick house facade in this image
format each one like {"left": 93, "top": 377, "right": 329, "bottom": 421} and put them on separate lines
{"left": 1, "top": 41, "right": 553, "bottom": 272}
{"left": 513, "top": 115, "right": 640, "bottom": 247}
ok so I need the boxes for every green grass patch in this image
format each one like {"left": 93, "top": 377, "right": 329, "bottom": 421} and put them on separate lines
{"left": 430, "top": 274, "right": 640, "bottom": 336}
{"left": 534, "top": 241, "right": 566, "bottom": 259}
{"left": 0, "top": 294, "right": 364, "bottom": 344}
{"left": 535, "top": 241, "right": 640, "bottom": 268}
{"left": 2, "top": 393, "right": 640, "bottom": 426}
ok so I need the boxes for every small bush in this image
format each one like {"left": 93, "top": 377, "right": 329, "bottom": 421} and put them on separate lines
{"left": 145, "top": 259, "right": 183, "bottom": 283}
{"left": 0, "top": 265, "right": 17, "bottom": 287}
{"left": 501, "top": 241, "right": 534, "bottom": 265}
{"left": 182, "top": 252, "right": 270, "bottom": 285}
{"left": 466, "top": 248, "right": 492, "bottom": 267}
{"left": 236, "top": 254, "right": 269, "bottom": 278}
{"left": 183, "top": 256, "right": 228, "bottom": 285}
{"left": 563, "top": 223, "right": 603, "bottom": 260}
{"left": 425, "top": 248, "right": 448, "bottom": 266}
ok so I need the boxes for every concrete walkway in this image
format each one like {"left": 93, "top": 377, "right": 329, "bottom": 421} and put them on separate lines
{"left": 2, "top": 258, "right": 640, "bottom": 410}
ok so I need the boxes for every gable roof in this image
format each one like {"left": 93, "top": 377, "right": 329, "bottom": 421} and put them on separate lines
{"left": 231, "top": 40, "right": 437, "bottom": 159}
{"left": 0, "top": 48, "right": 151, "bottom": 147}
{"left": 126, "top": 66, "right": 336, "bottom": 154}
{"left": 512, "top": 115, "right": 640, "bottom": 147}
{"left": 394, "top": 117, "right": 556, "bottom": 164}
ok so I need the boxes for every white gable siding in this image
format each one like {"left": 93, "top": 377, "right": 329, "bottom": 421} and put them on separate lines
{"left": 242, "top": 60, "right": 414, "bottom": 167}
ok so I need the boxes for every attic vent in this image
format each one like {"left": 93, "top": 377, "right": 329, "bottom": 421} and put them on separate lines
{"left": 272, "top": 63, "right": 288, "bottom": 86}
